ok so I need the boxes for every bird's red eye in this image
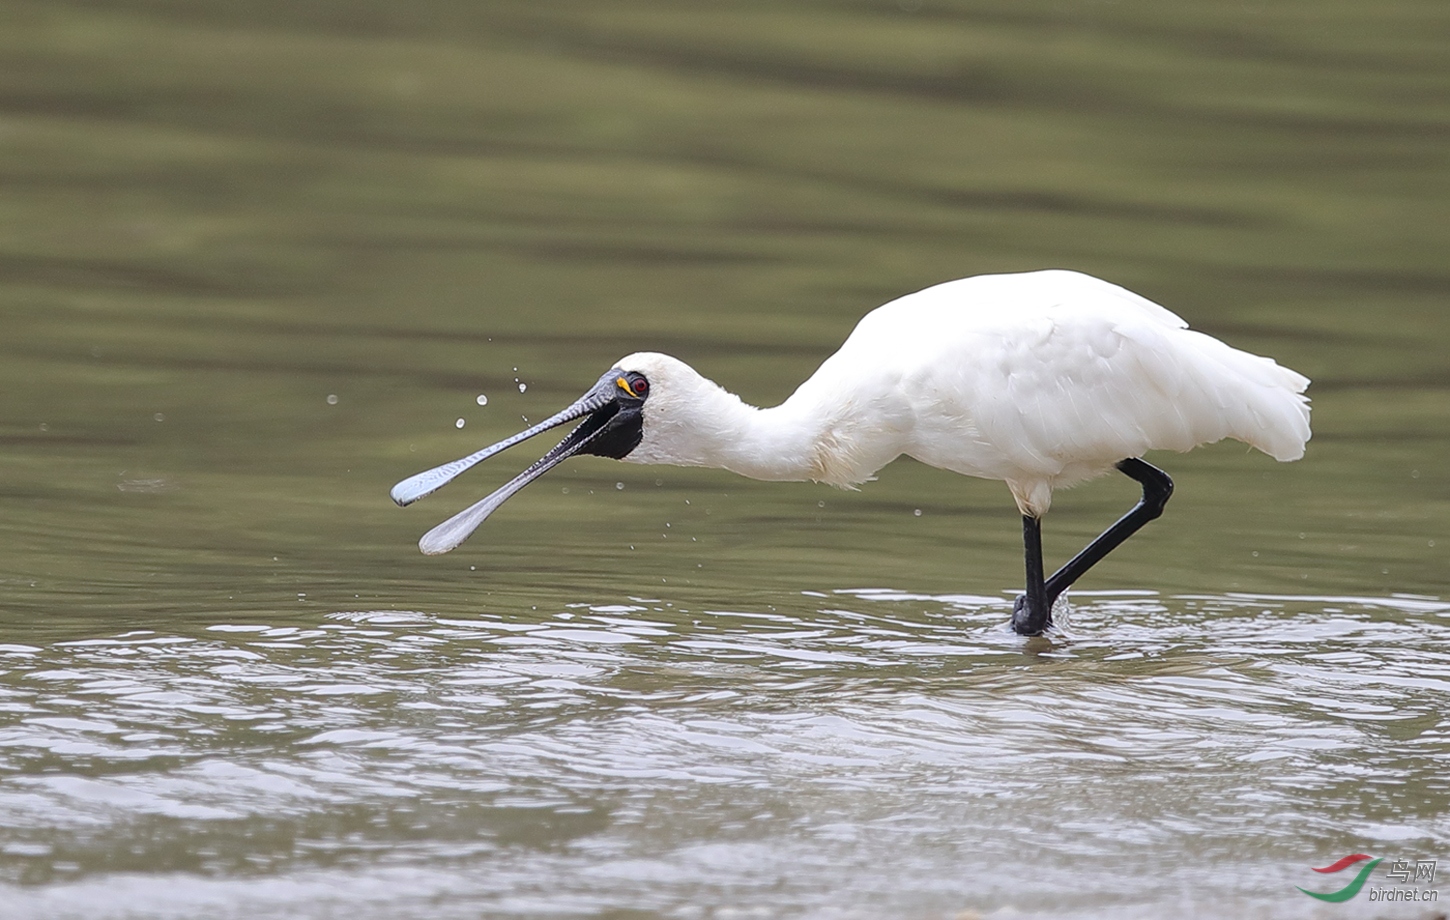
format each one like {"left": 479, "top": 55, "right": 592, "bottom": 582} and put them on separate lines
{"left": 632, "top": 376, "right": 649, "bottom": 397}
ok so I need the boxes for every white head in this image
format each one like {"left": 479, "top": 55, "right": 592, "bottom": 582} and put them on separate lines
{"left": 610, "top": 351, "right": 754, "bottom": 469}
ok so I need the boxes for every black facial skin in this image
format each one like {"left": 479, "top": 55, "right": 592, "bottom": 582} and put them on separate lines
{"left": 579, "top": 371, "right": 647, "bottom": 460}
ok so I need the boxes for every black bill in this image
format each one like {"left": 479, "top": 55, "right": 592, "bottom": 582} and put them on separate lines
{"left": 390, "top": 369, "right": 640, "bottom": 555}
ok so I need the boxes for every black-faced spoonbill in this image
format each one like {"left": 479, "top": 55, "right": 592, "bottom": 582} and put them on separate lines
{"left": 391, "top": 270, "right": 1311, "bottom": 636}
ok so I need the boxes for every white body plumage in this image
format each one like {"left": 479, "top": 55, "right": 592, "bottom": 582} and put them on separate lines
{"left": 392, "top": 268, "right": 1311, "bottom": 593}
{"left": 620, "top": 269, "right": 1310, "bottom": 517}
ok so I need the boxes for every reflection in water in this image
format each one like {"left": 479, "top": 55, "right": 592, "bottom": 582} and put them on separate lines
{"left": 2, "top": 592, "right": 1447, "bottom": 917}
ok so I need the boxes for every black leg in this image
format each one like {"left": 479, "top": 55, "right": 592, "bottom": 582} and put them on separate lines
{"left": 1011, "top": 514, "right": 1051, "bottom": 635}
{"left": 1011, "top": 458, "right": 1174, "bottom": 636}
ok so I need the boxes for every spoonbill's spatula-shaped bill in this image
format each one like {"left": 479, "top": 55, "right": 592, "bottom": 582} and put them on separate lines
{"left": 389, "top": 369, "right": 648, "bottom": 554}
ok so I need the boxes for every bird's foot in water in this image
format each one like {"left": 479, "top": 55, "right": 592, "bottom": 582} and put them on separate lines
{"left": 1010, "top": 595, "right": 1049, "bottom": 636}
{"left": 1010, "top": 594, "right": 1063, "bottom": 636}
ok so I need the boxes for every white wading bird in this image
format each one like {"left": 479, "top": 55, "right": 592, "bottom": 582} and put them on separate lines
{"left": 391, "top": 270, "right": 1310, "bottom": 636}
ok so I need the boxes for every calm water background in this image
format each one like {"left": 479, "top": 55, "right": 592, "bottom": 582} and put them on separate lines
{"left": 2, "top": 1, "right": 1448, "bottom": 917}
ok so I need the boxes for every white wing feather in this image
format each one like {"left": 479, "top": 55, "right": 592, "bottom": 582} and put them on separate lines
{"left": 802, "top": 270, "right": 1309, "bottom": 513}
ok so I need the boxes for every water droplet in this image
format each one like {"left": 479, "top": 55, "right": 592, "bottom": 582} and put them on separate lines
{"left": 1412, "top": 469, "right": 1420, "bottom": 479}
{"left": 616, "top": 482, "right": 624, "bottom": 490}
{"left": 326, "top": 394, "right": 338, "bottom": 405}
{"left": 1251, "top": 551, "right": 1259, "bottom": 557}
{"left": 561, "top": 487, "right": 570, "bottom": 494}
{"left": 476, "top": 394, "right": 488, "bottom": 406}
{"left": 153, "top": 412, "right": 165, "bottom": 422}
{"left": 38, "top": 423, "right": 48, "bottom": 432}
{"left": 455, "top": 418, "right": 466, "bottom": 428}
{"left": 518, "top": 383, "right": 527, "bottom": 393}
{"left": 914, "top": 508, "right": 922, "bottom": 517}
{"left": 1429, "top": 540, "right": 1436, "bottom": 548}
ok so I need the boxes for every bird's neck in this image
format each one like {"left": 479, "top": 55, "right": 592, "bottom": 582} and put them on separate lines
{"left": 718, "top": 399, "right": 832, "bottom": 482}
{"left": 628, "top": 373, "right": 836, "bottom": 483}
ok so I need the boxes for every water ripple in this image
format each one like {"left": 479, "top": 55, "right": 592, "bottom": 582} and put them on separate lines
{"left": 1, "top": 591, "right": 1448, "bottom": 917}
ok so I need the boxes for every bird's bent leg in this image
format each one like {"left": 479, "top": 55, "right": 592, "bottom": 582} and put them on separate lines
{"left": 1011, "top": 514, "right": 1052, "bottom": 636}
{"left": 1041, "top": 458, "right": 1174, "bottom": 607}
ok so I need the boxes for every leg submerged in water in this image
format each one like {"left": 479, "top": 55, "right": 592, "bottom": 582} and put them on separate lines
{"left": 1010, "top": 458, "right": 1174, "bottom": 636}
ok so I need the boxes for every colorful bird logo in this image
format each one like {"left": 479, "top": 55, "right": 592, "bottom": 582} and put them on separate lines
{"left": 1298, "top": 854, "right": 1382, "bottom": 902}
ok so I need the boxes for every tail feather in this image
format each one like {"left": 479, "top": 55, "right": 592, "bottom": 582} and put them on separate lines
{"left": 1186, "top": 330, "right": 1311, "bottom": 461}
{"left": 1119, "top": 321, "right": 1311, "bottom": 463}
